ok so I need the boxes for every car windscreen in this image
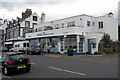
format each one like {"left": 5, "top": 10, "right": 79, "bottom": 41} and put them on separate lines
{"left": 9, "top": 54, "right": 27, "bottom": 59}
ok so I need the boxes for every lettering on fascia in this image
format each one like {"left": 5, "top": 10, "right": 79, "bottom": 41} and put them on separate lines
{"left": 37, "top": 33, "right": 54, "bottom": 36}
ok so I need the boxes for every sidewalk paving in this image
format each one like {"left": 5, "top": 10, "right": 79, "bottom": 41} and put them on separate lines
{"left": 41, "top": 53, "right": 104, "bottom": 57}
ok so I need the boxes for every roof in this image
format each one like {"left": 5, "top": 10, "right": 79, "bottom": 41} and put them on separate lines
{"left": 46, "top": 14, "right": 93, "bottom": 23}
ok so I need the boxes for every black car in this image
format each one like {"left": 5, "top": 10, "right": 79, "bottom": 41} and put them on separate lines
{"left": 0, "top": 52, "right": 31, "bottom": 76}
{"left": 29, "top": 46, "right": 41, "bottom": 55}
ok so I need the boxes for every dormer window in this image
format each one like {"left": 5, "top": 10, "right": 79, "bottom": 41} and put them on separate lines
{"left": 33, "top": 16, "right": 37, "bottom": 21}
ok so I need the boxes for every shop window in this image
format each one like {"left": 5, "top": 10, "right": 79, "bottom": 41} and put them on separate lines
{"left": 64, "top": 35, "right": 77, "bottom": 52}
{"left": 79, "top": 36, "right": 83, "bottom": 52}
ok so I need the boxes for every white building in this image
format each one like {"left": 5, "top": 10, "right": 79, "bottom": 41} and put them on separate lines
{"left": 26, "top": 13, "right": 118, "bottom": 54}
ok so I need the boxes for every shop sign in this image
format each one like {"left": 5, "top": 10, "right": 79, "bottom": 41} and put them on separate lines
{"left": 37, "top": 33, "right": 54, "bottom": 36}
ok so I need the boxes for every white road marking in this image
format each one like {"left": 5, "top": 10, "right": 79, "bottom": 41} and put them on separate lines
{"left": 48, "top": 67, "right": 85, "bottom": 76}
{"left": 31, "top": 62, "right": 36, "bottom": 65}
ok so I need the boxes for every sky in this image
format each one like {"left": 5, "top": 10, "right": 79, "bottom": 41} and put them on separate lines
{"left": 118, "top": 1, "right": 120, "bottom": 25}
{"left": 0, "top": 0, "right": 119, "bottom": 22}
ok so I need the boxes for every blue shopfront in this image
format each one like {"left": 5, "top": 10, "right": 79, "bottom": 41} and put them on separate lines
{"left": 28, "top": 34, "right": 85, "bottom": 55}
{"left": 88, "top": 38, "right": 96, "bottom": 53}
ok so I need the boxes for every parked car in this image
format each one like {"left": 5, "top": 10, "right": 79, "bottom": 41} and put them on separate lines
{"left": 29, "top": 46, "right": 41, "bottom": 55}
{"left": 0, "top": 52, "right": 31, "bottom": 76}
{"left": 10, "top": 41, "right": 29, "bottom": 52}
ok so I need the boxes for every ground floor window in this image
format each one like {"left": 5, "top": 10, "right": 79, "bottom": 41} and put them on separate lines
{"left": 64, "top": 35, "right": 77, "bottom": 52}
{"left": 29, "top": 35, "right": 84, "bottom": 53}
{"left": 79, "top": 36, "right": 84, "bottom": 52}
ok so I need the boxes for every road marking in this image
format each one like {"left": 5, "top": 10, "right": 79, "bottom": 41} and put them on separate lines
{"left": 31, "top": 62, "right": 36, "bottom": 65}
{"left": 48, "top": 67, "right": 85, "bottom": 76}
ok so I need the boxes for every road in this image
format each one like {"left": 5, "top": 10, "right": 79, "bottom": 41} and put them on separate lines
{"left": 0, "top": 53, "right": 119, "bottom": 79}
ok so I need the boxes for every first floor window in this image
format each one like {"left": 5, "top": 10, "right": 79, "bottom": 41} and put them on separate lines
{"left": 87, "top": 21, "right": 91, "bottom": 26}
{"left": 25, "top": 21, "right": 30, "bottom": 28}
{"left": 67, "top": 21, "right": 75, "bottom": 27}
{"left": 33, "top": 23, "right": 37, "bottom": 28}
{"left": 98, "top": 22, "right": 103, "bottom": 28}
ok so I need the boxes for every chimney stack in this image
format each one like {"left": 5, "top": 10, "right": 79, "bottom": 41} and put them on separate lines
{"left": 22, "top": 9, "right": 32, "bottom": 20}
{"left": 41, "top": 12, "right": 45, "bottom": 24}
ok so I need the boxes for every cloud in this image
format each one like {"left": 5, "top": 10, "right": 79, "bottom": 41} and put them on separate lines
{"left": 1, "top": 2, "right": 26, "bottom": 11}
{"left": 118, "top": 1, "right": 120, "bottom": 25}
{"left": 0, "top": 1, "right": 62, "bottom": 11}
{"left": 0, "top": 0, "right": 119, "bottom": 21}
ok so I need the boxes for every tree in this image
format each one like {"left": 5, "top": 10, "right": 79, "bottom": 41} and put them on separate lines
{"left": 101, "top": 33, "right": 112, "bottom": 42}
{"left": 101, "top": 33, "right": 112, "bottom": 54}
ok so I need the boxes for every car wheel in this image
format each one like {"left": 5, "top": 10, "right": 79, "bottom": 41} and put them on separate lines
{"left": 3, "top": 67, "right": 10, "bottom": 76}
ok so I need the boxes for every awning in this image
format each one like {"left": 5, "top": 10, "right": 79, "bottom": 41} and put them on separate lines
{"left": 4, "top": 42, "right": 13, "bottom": 44}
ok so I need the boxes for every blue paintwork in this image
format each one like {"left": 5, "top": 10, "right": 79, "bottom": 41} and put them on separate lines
{"left": 64, "top": 52, "right": 85, "bottom": 55}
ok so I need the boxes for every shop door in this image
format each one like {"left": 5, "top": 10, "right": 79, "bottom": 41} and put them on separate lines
{"left": 88, "top": 39, "right": 92, "bottom": 52}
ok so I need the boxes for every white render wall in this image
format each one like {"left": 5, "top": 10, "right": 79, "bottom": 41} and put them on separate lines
{"left": 34, "top": 14, "right": 85, "bottom": 31}
{"left": 26, "top": 14, "right": 118, "bottom": 53}
{"left": 94, "top": 16, "right": 118, "bottom": 41}
{"left": 105, "top": 17, "right": 118, "bottom": 41}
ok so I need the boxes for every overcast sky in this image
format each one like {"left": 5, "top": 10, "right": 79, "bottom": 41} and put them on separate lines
{"left": 0, "top": 0, "right": 119, "bottom": 22}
